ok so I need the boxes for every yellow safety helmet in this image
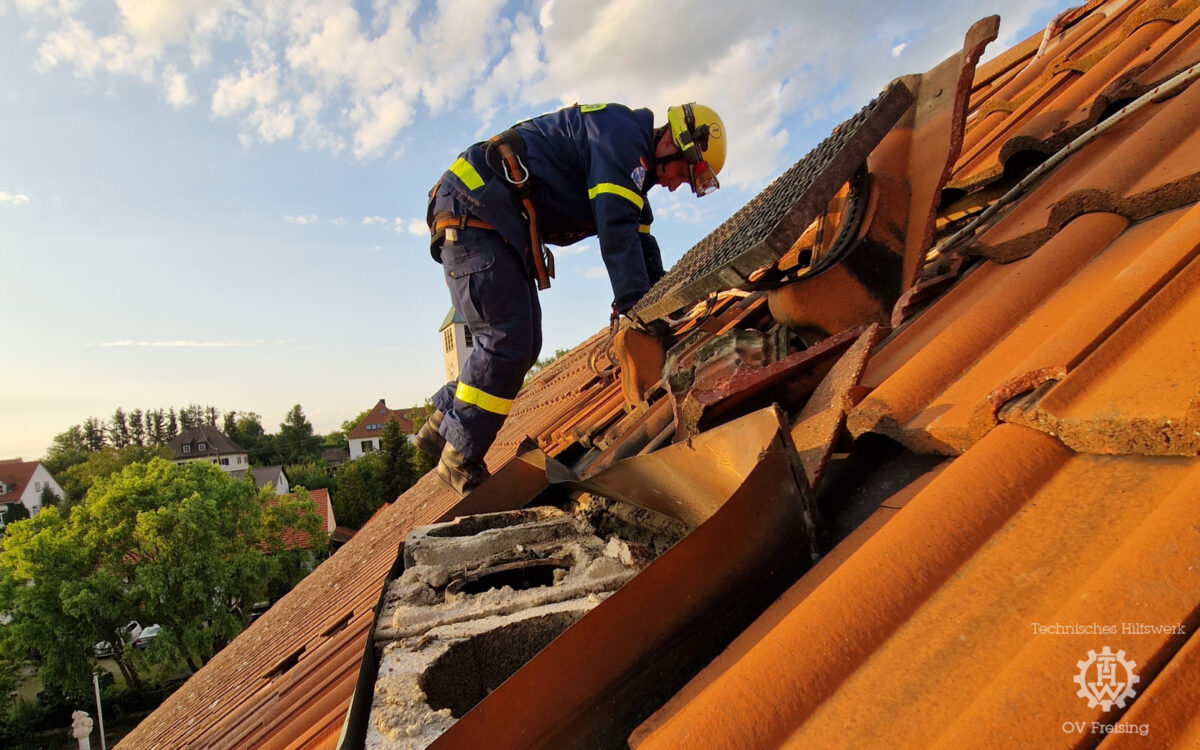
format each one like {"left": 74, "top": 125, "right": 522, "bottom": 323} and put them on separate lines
{"left": 666, "top": 103, "right": 726, "bottom": 196}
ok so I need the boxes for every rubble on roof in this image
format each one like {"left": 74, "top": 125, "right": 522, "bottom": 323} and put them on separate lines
{"left": 366, "top": 504, "right": 683, "bottom": 748}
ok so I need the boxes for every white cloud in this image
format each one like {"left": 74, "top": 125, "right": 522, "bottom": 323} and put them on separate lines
{"left": 212, "top": 65, "right": 294, "bottom": 142}
{"left": 116, "top": 0, "right": 215, "bottom": 46}
{"left": 362, "top": 215, "right": 387, "bottom": 225}
{"left": 554, "top": 242, "right": 593, "bottom": 257}
{"left": 399, "top": 218, "right": 425, "bottom": 235}
{"left": 584, "top": 266, "right": 606, "bottom": 279}
{"left": 284, "top": 214, "right": 318, "bottom": 224}
{"left": 162, "top": 64, "right": 192, "bottom": 108}
{"left": 329, "top": 217, "right": 346, "bottom": 226}
{"left": 12, "top": 0, "right": 1067, "bottom": 180}
{"left": 0, "top": 191, "right": 31, "bottom": 206}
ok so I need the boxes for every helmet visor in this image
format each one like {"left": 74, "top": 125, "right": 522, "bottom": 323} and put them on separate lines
{"left": 690, "top": 159, "right": 720, "bottom": 197}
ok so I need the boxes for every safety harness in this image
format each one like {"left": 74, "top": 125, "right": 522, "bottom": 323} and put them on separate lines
{"left": 428, "top": 129, "right": 555, "bottom": 290}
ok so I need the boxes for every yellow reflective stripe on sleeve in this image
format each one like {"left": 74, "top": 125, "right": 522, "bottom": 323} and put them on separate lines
{"left": 588, "top": 183, "right": 644, "bottom": 210}
{"left": 638, "top": 224, "right": 651, "bottom": 234}
{"left": 450, "top": 157, "right": 485, "bottom": 191}
{"left": 580, "top": 103, "right": 607, "bottom": 113}
{"left": 455, "top": 382, "right": 513, "bottom": 416}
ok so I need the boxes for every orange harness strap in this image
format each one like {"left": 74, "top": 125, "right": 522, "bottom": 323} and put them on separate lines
{"left": 489, "top": 133, "right": 554, "bottom": 290}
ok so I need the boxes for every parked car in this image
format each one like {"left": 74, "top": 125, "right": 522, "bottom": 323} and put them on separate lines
{"left": 94, "top": 621, "right": 143, "bottom": 659}
{"left": 132, "top": 624, "right": 161, "bottom": 649}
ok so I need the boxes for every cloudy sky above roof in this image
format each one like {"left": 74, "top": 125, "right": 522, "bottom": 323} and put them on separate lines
{"left": 1, "top": 0, "right": 1073, "bottom": 460}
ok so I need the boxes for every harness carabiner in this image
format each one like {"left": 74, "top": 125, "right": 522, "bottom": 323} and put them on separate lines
{"left": 502, "top": 154, "right": 530, "bottom": 186}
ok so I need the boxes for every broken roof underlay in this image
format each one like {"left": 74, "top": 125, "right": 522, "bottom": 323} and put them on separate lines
{"left": 122, "top": 1, "right": 1200, "bottom": 747}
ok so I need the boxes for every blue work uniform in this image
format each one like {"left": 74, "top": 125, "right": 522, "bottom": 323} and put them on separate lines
{"left": 427, "top": 103, "right": 665, "bottom": 461}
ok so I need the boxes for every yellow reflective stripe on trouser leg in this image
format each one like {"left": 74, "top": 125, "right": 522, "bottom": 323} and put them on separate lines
{"left": 450, "top": 157, "right": 485, "bottom": 190}
{"left": 638, "top": 224, "right": 651, "bottom": 233}
{"left": 588, "top": 183, "right": 644, "bottom": 210}
{"left": 456, "top": 382, "right": 513, "bottom": 415}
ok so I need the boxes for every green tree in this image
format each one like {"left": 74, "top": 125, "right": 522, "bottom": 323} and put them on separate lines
{"left": 333, "top": 452, "right": 387, "bottom": 528}
{"left": 0, "top": 507, "right": 110, "bottom": 698}
{"left": 129, "top": 408, "right": 146, "bottom": 446}
{"left": 0, "top": 459, "right": 326, "bottom": 696}
{"left": 148, "top": 408, "right": 168, "bottom": 446}
{"left": 380, "top": 419, "right": 416, "bottom": 502}
{"left": 179, "top": 404, "right": 204, "bottom": 430}
{"left": 229, "top": 412, "right": 266, "bottom": 459}
{"left": 43, "top": 426, "right": 89, "bottom": 477}
{"left": 286, "top": 461, "right": 335, "bottom": 494}
{"left": 406, "top": 401, "right": 437, "bottom": 477}
{"left": 108, "top": 408, "right": 131, "bottom": 448}
{"left": 277, "top": 405, "right": 320, "bottom": 465}
{"left": 39, "top": 486, "right": 58, "bottom": 509}
{"left": 82, "top": 418, "right": 106, "bottom": 452}
{"left": 58, "top": 445, "right": 169, "bottom": 510}
{"left": 2, "top": 503, "right": 29, "bottom": 525}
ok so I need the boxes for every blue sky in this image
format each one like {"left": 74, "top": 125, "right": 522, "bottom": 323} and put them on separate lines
{"left": 0, "top": 0, "right": 1075, "bottom": 460}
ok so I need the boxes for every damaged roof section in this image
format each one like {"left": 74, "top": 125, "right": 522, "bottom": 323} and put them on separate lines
{"left": 631, "top": 80, "right": 914, "bottom": 324}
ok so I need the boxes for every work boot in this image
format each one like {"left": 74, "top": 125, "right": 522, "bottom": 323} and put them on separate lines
{"left": 436, "top": 442, "right": 491, "bottom": 497}
{"left": 413, "top": 409, "right": 446, "bottom": 461}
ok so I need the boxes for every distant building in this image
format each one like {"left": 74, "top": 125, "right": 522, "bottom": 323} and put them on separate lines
{"left": 169, "top": 427, "right": 249, "bottom": 473}
{"left": 440, "top": 307, "right": 473, "bottom": 381}
{"left": 322, "top": 447, "right": 350, "bottom": 470}
{"left": 0, "top": 458, "right": 62, "bottom": 520}
{"left": 347, "top": 399, "right": 415, "bottom": 460}
{"left": 232, "top": 465, "right": 291, "bottom": 495}
{"left": 277, "top": 487, "right": 336, "bottom": 551}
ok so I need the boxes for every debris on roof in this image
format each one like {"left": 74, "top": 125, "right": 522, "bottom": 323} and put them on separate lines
{"left": 365, "top": 503, "right": 683, "bottom": 747}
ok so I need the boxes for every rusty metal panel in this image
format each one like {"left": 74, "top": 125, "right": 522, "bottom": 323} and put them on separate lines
{"left": 429, "top": 407, "right": 820, "bottom": 750}
{"left": 631, "top": 81, "right": 914, "bottom": 323}
{"left": 552, "top": 406, "right": 806, "bottom": 527}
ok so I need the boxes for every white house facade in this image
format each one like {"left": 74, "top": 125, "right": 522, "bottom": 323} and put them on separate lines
{"left": 0, "top": 459, "right": 63, "bottom": 520}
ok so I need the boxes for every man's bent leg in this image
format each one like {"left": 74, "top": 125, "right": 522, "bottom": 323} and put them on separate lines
{"left": 436, "top": 228, "right": 539, "bottom": 492}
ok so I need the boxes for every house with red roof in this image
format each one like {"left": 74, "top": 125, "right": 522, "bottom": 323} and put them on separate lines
{"left": 277, "top": 487, "right": 335, "bottom": 550}
{"left": 0, "top": 458, "right": 62, "bottom": 522}
{"left": 346, "top": 399, "right": 415, "bottom": 460}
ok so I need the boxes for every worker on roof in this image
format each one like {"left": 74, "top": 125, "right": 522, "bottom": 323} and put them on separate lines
{"left": 416, "top": 102, "right": 727, "bottom": 496}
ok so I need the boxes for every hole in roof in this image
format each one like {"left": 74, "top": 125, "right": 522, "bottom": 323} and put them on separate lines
{"left": 422, "top": 507, "right": 563, "bottom": 538}
{"left": 320, "top": 611, "right": 354, "bottom": 638}
{"left": 449, "top": 561, "right": 568, "bottom": 596}
{"left": 1000, "top": 149, "right": 1051, "bottom": 183}
{"left": 418, "top": 610, "right": 584, "bottom": 719}
{"left": 264, "top": 647, "right": 304, "bottom": 680}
